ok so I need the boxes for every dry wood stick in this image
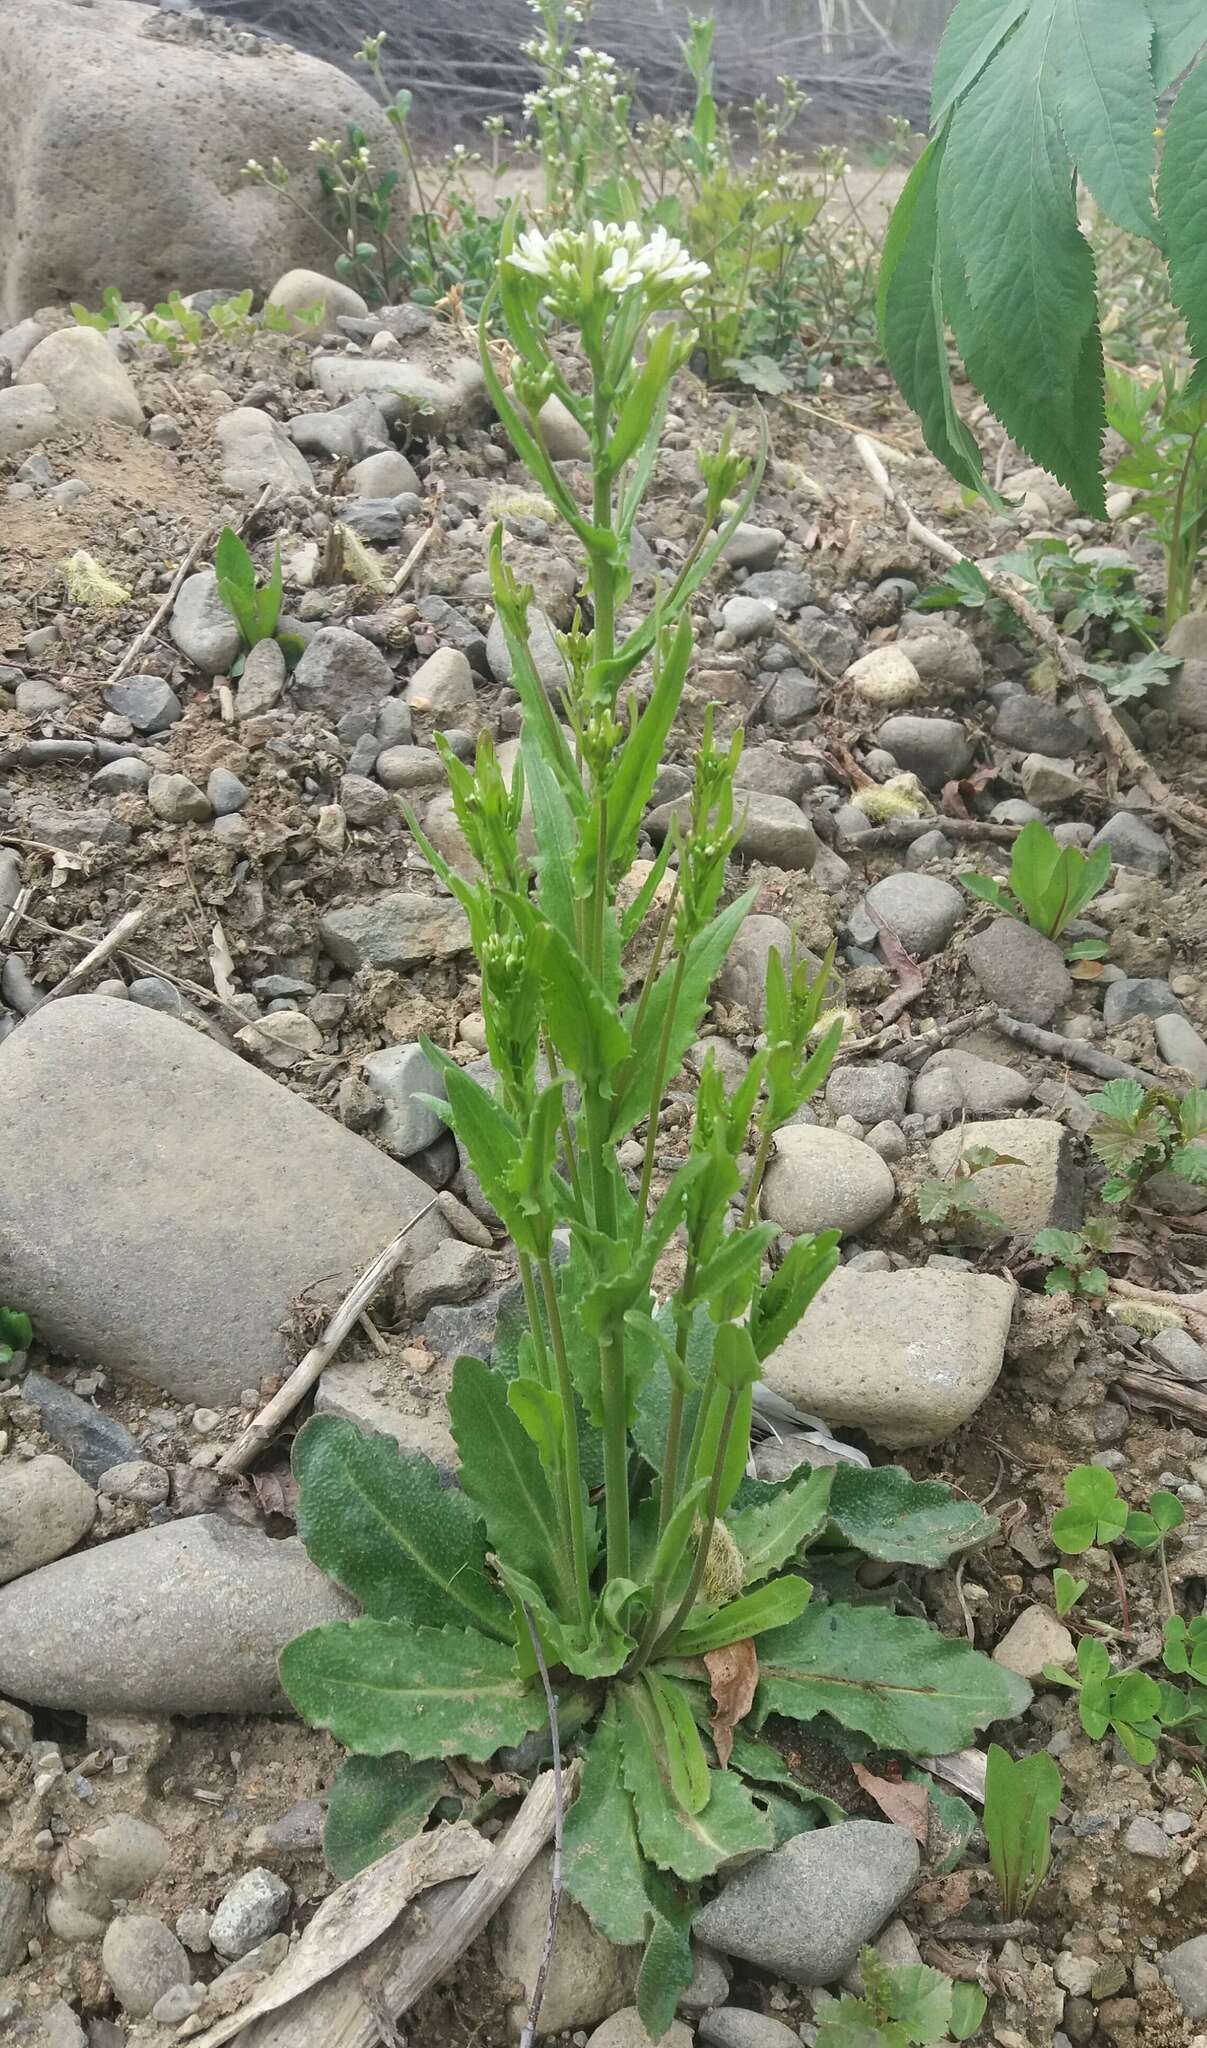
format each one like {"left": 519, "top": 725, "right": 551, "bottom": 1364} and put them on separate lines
{"left": 847, "top": 817, "right": 1021, "bottom": 851}
{"left": 992, "top": 1011, "right": 1173, "bottom": 1093}
{"left": 836, "top": 1003, "right": 997, "bottom": 1065}
{"left": 216, "top": 1205, "right": 437, "bottom": 1476}
{"left": 237, "top": 1767, "right": 575, "bottom": 2048}
{"left": 37, "top": 906, "right": 147, "bottom": 1005}
{"left": 103, "top": 533, "right": 211, "bottom": 690}
{"left": 853, "top": 434, "right": 1207, "bottom": 844}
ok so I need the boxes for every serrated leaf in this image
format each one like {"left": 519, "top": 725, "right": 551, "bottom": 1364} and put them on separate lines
{"left": 1048, "top": 0, "right": 1158, "bottom": 241}
{"left": 617, "top": 1677, "right": 773, "bottom": 1882}
{"left": 829, "top": 1463, "right": 998, "bottom": 1567}
{"left": 563, "top": 1701, "right": 651, "bottom": 1944}
{"left": 614, "top": 889, "right": 757, "bottom": 1139}
{"left": 1033, "top": 1228, "right": 1087, "bottom": 1263}
{"left": 726, "top": 1466, "right": 834, "bottom": 1585}
{"left": 1164, "top": 47, "right": 1207, "bottom": 381}
{"left": 756, "top": 1603, "right": 1031, "bottom": 1754}
{"left": 1173, "top": 1143, "right": 1207, "bottom": 1185}
{"left": 749, "top": 1231, "right": 840, "bottom": 1363}
{"left": 942, "top": 2, "right": 1108, "bottom": 513}
{"left": 1152, "top": 1, "right": 1207, "bottom": 91}
{"left": 292, "top": 1414, "right": 509, "bottom": 1640}
{"left": 883, "top": 1962, "right": 954, "bottom": 2039}
{"left": 323, "top": 1753, "right": 447, "bottom": 1880}
{"left": 280, "top": 1619, "right": 544, "bottom": 1759}
{"left": 448, "top": 1355, "right": 566, "bottom": 1605}
{"left": 522, "top": 734, "right": 581, "bottom": 948}
{"left": 645, "top": 1670, "right": 712, "bottom": 1814}
{"left": 636, "top": 1888, "right": 696, "bottom": 2042}
{"left": 930, "top": 0, "right": 1030, "bottom": 126}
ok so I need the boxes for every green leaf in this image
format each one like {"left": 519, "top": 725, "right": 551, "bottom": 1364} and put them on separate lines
{"left": 1053, "top": 1567, "right": 1088, "bottom": 1617}
{"left": 829, "top": 1464, "right": 998, "bottom": 1567}
{"left": 617, "top": 1677, "right": 773, "bottom": 1882}
{"left": 1033, "top": 1228, "right": 1086, "bottom": 1264}
{"left": 292, "top": 1415, "right": 509, "bottom": 1640}
{"left": 757, "top": 1603, "right": 1032, "bottom": 1755}
{"left": 877, "top": 123, "right": 986, "bottom": 494}
{"left": 1164, "top": 60, "right": 1207, "bottom": 372}
{"left": 749, "top": 1231, "right": 840, "bottom": 1363}
{"left": 323, "top": 1753, "right": 447, "bottom": 1880}
{"left": 1180, "top": 1088, "right": 1207, "bottom": 1141}
{"left": 448, "top": 1355, "right": 566, "bottom": 1605}
{"left": 215, "top": 525, "right": 255, "bottom": 599}
{"left": 614, "top": 889, "right": 757, "bottom": 1139}
{"left": 942, "top": 2, "right": 1108, "bottom": 514}
{"left": 673, "top": 1574, "right": 813, "bottom": 1657}
{"left": 930, "top": 0, "right": 1030, "bottom": 126}
{"left": 984, "top": 1741, "right": 1061, "bottom": 1917}
{"left": 1172, "top": 1143, "right": 1207, "bottom": 1185}
{"left": 280, "top": 1619, "right": 544, "bottom": 1760}
{"left": 1150, "top": 1488, "right": 1187, "bottom": 1534}
{"left": 636, "top": 1887, "right": 696, "bottom": 2043}
{"left": 950, "top": 1982, "right": 990, "bottom": 2041}
{"left": 645, "top": 1670, "right": 711, "bottom": 1814}
{"left": 440, "top": 1067, "right": 529, "bottom": 1248}
{"left": 726, "top": 1466, "right": 834, "bottom": 1585}
{"left": 563, "top": 1701, "right": 652, "bottom": 1944}
{"left": 1152, "top": 2, "right": 1207, "bottom": 91}
{"left": 522, "top": 735, "right": 581, "bottom": 948}
{"left": 1047, "top": 0, "right": 1158, "bottom": 242}
{"left": 507, "top": 1377, "right": 565, "bottom": 1464}
{"left": 883, "top": 1963, "right": 954, "bottom": 2040}
{"left": 0, "top": 1307, "right": 32, "bottom": 1357}
{"left": 960, "top": 872, "right": 1015, "bottom": 916}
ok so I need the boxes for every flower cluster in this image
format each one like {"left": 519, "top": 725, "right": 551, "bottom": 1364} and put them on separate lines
{"left": 507, "top": 220, "right": 709, "bottom": 317}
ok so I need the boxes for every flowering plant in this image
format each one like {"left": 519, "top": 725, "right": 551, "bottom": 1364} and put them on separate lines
{"left": 280, "top": 213, "right": 1030, "bottom": 2036}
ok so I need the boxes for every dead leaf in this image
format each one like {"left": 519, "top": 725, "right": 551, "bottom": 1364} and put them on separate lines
{"left": 209, "top": 918, "right": 237, "bottom": 1001}
{"left": 186, "top": 1820, "right": 490, "bottom": 2048}
{"left": 250, "top": 1467, "right": 298, "bottom": 1521}
{"left": 852, "top": 1762, "right": 930, "bottom": 1845}
{"left": 705, "top": 1639, "right": 759, "bottom": 1768}
{"left": 866, "top": 905, "right": 926, "bottom": 1025}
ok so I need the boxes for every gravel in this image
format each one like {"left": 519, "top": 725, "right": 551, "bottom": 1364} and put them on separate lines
{"left": 993, "top": 695, "right": 1088, "bottom": 755}
{"left": 290, "top": 625, "right": 394, "bottom": 721}
{"left": 148, "top": 771, "right": 212, "bottom": 823}
{"left": 1162, "top": 1936, "right": 1207, "bottom": 2020}
{"left": 102, "top": 1915, "right": 190, "bottom": 2018}
{"left": 721, "top": 594, "right": 776, "bottom": 641}
{"left": 692, "top": 1822, "right": 919, "bottom": 1984}
{"left": 965, "top": 917, "right": 1073, "bottom": 1025}
{"left": 210, "top": 1868, "right": 292, "bottom": 1960}
{"left": 405, "top": 646, "right": 475, "bottom": 719}
{"left": 206, "top": 767, "right": 249, "bottom": 816}
{"left": 911, "top": 1050, "right": 1032, "bottom": 1117}
{"left": 19, "top": 1370, "right": 139, "bottom": 1486}
{"left": 862, "top": 872, "right": 964, "bottom": 958}
{"left": 762, "top": 1125, "right": 895, "bottom": 1237}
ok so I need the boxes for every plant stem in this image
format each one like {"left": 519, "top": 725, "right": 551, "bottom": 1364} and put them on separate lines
{"left": 632, "top": 952, "right": 686, "bottom": 1250}
{"left": 740, "top": 1126, "right": 775, "bottom": 1228}
{"left": 520, "top": 1251, "right": 580, "bottom": 1619}
{"left": 652, "top": 1387, "right": 740, "bottom": 1658}
{"left": 1110, "top": 1547, "right": 1132, "bottom": 1636}
{"left": 656, "top": 1299, "right": 694, "bottom": 1542}
{"left": 1159, "top": 1535, "right": 1176, "bottom": 1621}
{"left": 584, "top": 1085, "right": 629, "bottom": 1584}
{"left": 537, "top": 1256, "right": 593, "bottom": 1630}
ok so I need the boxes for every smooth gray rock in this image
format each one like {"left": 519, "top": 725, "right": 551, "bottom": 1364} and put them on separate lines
{"left": 405, "top": 646, "right": 475, "bottom": 720}
{"left": 765, "top": 672, "right": 820, "bottom": 726}
{"left": 993, "top": 696, "right": 1088, "bottom": 756}
{"left": 1089, "top": 811, "right": 1170, "bottom": 875}
{"left": 760, "top": 1265, "right": 1014, "bottom": 1447}
{"left": 19, "top": 1370, "right": 139, "bottom": 1485}
{"left": 721, "top": 594, "right": 776, "bottom": 642}
{"left": 790, "top": 608, "right": 858, "bottom": 674}
{"left": 210, "top": 1868, "right": 292, "bottom": 1959}
{"left": 287, "top": 394, "right": 389, "bottom": 462}
{"left": 825, "top": 1062, "right": 909, "bottom": 1126}
{"left": 912, "top": 1049, "right": 1032, "bottom": 1117}
{"left": 712, "top": 914, "right": 798, "bottom": 1011}
{"left": 102, "top": 1915, "right": 190, "bottom": 2018}
{"left": 236, "top": 637, "right": 287, "bottom": 718}
{"left": 1156, "top": 1013, "right": 1207, "bottom": 1084}
{"left": 700, "top": 2011, "right": 802, "bottom": 2048}
{"left": 103, "top": 675, "right": 181, "bottom": 734}
{"left": 896, "top": 616, "right": 983, "bottom": 697}
{"left": 876, "top": 715, "right": 971, "bottom": 789}
{"left": 0, "top": 997, "right": 445, "bottom": 1405}
{"left": 375, "top": 744, "right": 443, "bottom": 791}
{"left": 1164, "top": 1936, "right": 1207, "bottom": 2020}
{"left": 206, "top": 768, "right": 249, "bottom": 817}
{"left": 965, "top": 918, "right": 1072, "bottom": 1025}
{"left": 1149, "top": 1325, "right": 1207, "bottom": 1381}
{"left": 722, "top": 523, "right": 785, "bottom": 573}
{"left": 0, "top": 1517, "right": 352, "bottom": 1713}
{"left": 290, "top": 626, "right": 394, "bottom": 721}
{"left": 1020, "top": 753, "right": 1082, "bottom": 806}
{"left": 0, "top": 1454, "right": 96, "bottom": 1585}
{"left": 320, "top": 892, "right": 470, "bottom": 971}
{"left": 762, "top": 1126, "right": 895, "bottom": 1237}
{"left": 169, "top": 571, "right": 241, "bottom": 677}
{"left": 1102, "top": 977, "right": 1180, "bottom": 1027}
{"left": 341, "top": 495, "right": 415, "bottom": 542}
{"left": 148, "top": 772, "right": 211, "bottom": 824}
{"left": 312, "top": 353, "right": 488, "bottom": 434}
{"left": 405, "top": 1241, "right": 492, "bottom": 1315}
{"left": 363, "top": 1041, "right": 448, "bottom": 1158}
{"left": 863, "top": 873, "right": 964, "bottom": 959}
{"left": 742, "top": 568, "right": 812, "bottom": 610}
{"left": 348, "top": 447, "right": 422, "bottom": 497}
{"left": 734, "top": 746, "right": 813, "bottom": 803}
{"left": 904, "top": 827, "right": 953, "bottom": 867}
{"left": 648, "top": 792, "right": 816, "bottom": 871}
{"left": 216, "top": 407, "right": 314, "bottom": 496}
{"left": 92, "top": 757, "right": 151, "bottom": 795}
{"left": 16, "top": 678, "right": 69, "bottom": 717}
{"left": 340, "top": 772, "right": 393, "bottom": 827}
{"left": 82, "top": 1815, "right": 170, "bottom": 1903}
{"left": 692, "top": 1823, "right": 919, "bottom": 1985}
{"left": 491, "top": 1847, "right": 638, "bottom": 2035}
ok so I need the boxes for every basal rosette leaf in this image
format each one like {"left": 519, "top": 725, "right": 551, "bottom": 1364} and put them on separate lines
{"left": 725, "top": 1466, "right": 833, "bottom": 1585}
{"left": 323, "top": 1753, "right": 448, "bottom": 1880}
{"left": 280, "top": 1619, "right": 545, "bottom": 1760}
{"left": 828, "top": 1463, "right": 998, "bottom": 1567}
{"left": 617, "top": 1677, "right": 773, "bottom": 1882}
{"left": 448, "top": 1355, "right": 571, "bottom": 1608}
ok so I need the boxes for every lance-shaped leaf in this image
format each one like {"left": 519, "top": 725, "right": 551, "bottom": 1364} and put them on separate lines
{"left": 606, "top": 614, "right": 693, "bottom": 875}
{"left": 617, "top": 1676, "right": 773, "bottom": 1882}
{"left": 635, "top": 1873, "right": 696, "bottom": 2042}
{"left": 984, "top": 1742, "right": 1061, "bottom": 1917}
{"left": 749, "top": 1231, "right": 840, "bottom": 1362}
{"left": 1152, "top": 1, "right": 1207, "bottom": 91}
{"left": 292, "top": 1415, "right": 510, "bottom": 1640}
{"left": 828, "top": 1464, "right": 997, "bottom": 1567}
{"left": 448, "top": 1355, "right": 567, "bottom": 1605}
{"left": 522, "top": 734, "right": 582, "bottom": 948}
{"left": 727, "top": 1466, "right": 833, "bottom": 1585}
{"left": 757, "top": 1603, "right": 1032, "bottom": 1755}
{"left": 563, "top": 1700, "right": 652, "bottom": 1943}
{"left": 439, "top": 1064, "right": 528, "bottom": 1246}
{"left": 280, "top": 1619, "right": 545, "bottom": 1759}
{"left": 1160, "top": 54, "right": 1207, "bottom": 395}
{"left": 614, "top": 889, "right": 757, "bottom": 1139}
{"left": 930, "top": 0, "right": 1030, "bottom": 126}
{"left": 672, "top": 1574, "right": 812, "bottom": 1658}
{"left": 323, "top": 1753, "right": 448, "bottom": 1880}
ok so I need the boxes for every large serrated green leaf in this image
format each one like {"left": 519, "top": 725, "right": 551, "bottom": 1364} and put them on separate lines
{"left": 1160, "top": 56, "right": 1207, "bottom": 387}
{"left": 323, "top": 1753, "right": 447, "bottom": 1879}
{"left": 877, "top": 124, "right": 987, "bottom": 494}
{"left": 448, "top": 1355, "right": 567, "bottom": 1606}
{"left": 727, "top": 1466, "right": 833, "bottom": 1586}
{"left": 756, "top": 1604, "right": 1032, "bottom": 1755}
{"left": 828, "top": 1464, "right": 998, "bottom": 1567}
{"left": 1048, "top": 0, "right": 1158, "bottom": 241}
{"left": 563, "top": 1700, "right": 651, "bottom": 1944}
{"left": 292, "top": 1415, "right": 510, "bottom": 1641}
{"left": 617, "top": 1678, "right": 773, "bottom": 1883}
{"left": 942, "top": 1, "right": 1107, "bottom": 513}
{"left": 1151, "top": 0, "right": 1207, "bottom": 90}
{"left": 930, "top": 0, "right": 1030, "bottom": 126}
{"left": 281, "top": 1619, "right": 544, "bottom": 1759}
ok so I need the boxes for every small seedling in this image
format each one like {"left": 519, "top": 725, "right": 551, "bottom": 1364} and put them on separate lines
{"left": 1051, "top": 1465, "right": 1128, "bottom": 1551}
{"left": 1046, "top": 1637, "right": 1163, "bottom": 1764}
{"left": 1087, "top": 1081, "right": 1207, "bottom": 1205}
{"left": 917, "top": 1144, "right": 1013, "bottom": 1236}
{"left": 983, "top": 1743, "right": 1061, "bottom": 1918}
{"left": 0, "top": 1308, "right": 32, "bottom": 1367}
{"left": 1053, "top": 1568, "right": 1089, "bottom": 1618}
{"left": 213, "top": 527, "right": 303, "bottom": 674}
{"left": 1126, "top": 1489, "right": 1185, "bottom": 1615}
{"left": 262, "top": 299, "right": 325, "bottom": 333}
{"left": 71, "top": 285, "right": 143, "bottom": 333}
{"left": 1163, "top": 1614, "right": 1207, "bottom": 1683}
{"left": 962, "top": 820, "right": 1110, "bottom": 958}
{"left": 1032, "top": 1222, "right": 1113, "bottom": 1297}
{"left": 817, "top": 1947, "right": 987, "bottom": 2047}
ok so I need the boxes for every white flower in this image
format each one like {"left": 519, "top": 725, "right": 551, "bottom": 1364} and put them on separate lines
{"left": 600, "top": 248, "right": 644, "bottom": 293}
{"left": 634, "top": 224, "right": 710, "bottom": 290}
{"left": 507, "top": 226, "right": 558, "bottom": 279}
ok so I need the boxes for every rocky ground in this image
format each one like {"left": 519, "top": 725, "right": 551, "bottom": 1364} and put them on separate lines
{"left": 4, "top": 277, "right": 1207, "bottom": 2048}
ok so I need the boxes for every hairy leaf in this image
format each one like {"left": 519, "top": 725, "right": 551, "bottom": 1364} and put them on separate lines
{"left": 636, "top": 1886, "right": 696, "bottom": 2042}
{"left": 617, "top": 1678, "right": 773, "bottom": 1882}
{"left": 292, "top": 1415, "right": 509, "bottom": 1640}
{"left": 673, "top": 1574, "right": 812, "bottom": 1657}
{"left": 757, "top": 1603, "right": 1032, "bottom": 1754}
{"left": 448, "top": 1355, "right": 566, "bottom": 1605}
{"left": 563, "top": 1702, "right": 651, "bottom": 1944}
{"left": 829, "top": 1463, "right": 998, "bottom": 1566}
{"left": 323, "top": 1753, "right": 447, "bottom": 1880}
{"left": 726, "top": 1466, "right": 834, "bottom": 1585}
{"left": 280, "top": 1620, "right": 545, "bottom": 1759}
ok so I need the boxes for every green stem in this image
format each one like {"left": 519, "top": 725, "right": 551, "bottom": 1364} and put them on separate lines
{"left": 519, "top": 1251, "right": 579, "bottom": 1620}
{"left": 655, "top": 1294, "right": 694, "bottom": 1542}
{"left": 537, "top": 1256, "right": 593, "bottom": 1630}
{"left": 585, "top": 1086, "right": 629, "bottom": 1582}
{"left": 740, "top": 1126, "right": 775, "bottom": 1229}
{"left": 652, "top": 1387, "right": 740, "bottom": 1659}
{"left": 632, "top": 952, "right": 687, "bottom": 1250}
{"left": 543, "top": 1037, "right": 585, "bottom": 1217}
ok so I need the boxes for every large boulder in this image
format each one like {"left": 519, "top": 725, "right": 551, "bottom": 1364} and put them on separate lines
{"left": 0, "top": 997, "right": 447, "bottom": 1406}
{"left": 0, "top": 0, "right": 402, "bottom": 323}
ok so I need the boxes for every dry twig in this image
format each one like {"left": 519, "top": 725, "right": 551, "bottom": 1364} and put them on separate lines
{"left": 992, "top": 1011, "right": 1172, "bottom": 1093}
{"left": 37, "top": 906, "right": 147, "bottom": 1005}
